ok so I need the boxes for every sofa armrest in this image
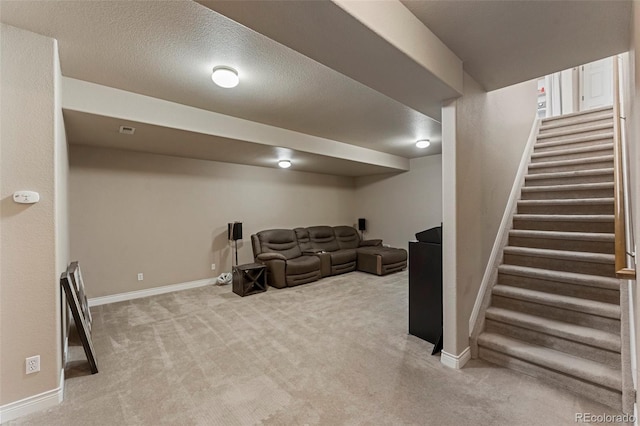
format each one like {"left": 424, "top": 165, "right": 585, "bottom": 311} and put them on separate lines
{"left": 256, "top": 252, "right": 287, "bottom": 261}
{"left": 360, "top": 239, "right": 383, "bottom": 247}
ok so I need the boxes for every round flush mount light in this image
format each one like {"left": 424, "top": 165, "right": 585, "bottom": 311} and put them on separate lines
{"left": 278, "top": 160, "right": 292, "bottom": 169}
{"left": 211, "top": 66, "right": 239, "bottom": 88}
{"left": 416, "top": 139, "right": 431, "bottom": 149}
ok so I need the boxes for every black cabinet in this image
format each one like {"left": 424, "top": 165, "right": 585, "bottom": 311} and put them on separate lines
{"left": 409, "top": 241, "right": 442, "bottom": 354}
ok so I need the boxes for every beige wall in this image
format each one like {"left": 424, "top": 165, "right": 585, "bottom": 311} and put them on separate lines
{"left": 0, "top": 24, "right": 66, "bottom": 405}
{"left": 354, "top": 155, "right": 442, "bottom": 250}
{"left": 69, "top": 146, "right": 356, "bottom": 298}
{"left": 442, "top": 73, "right": 537, "bottom": 355}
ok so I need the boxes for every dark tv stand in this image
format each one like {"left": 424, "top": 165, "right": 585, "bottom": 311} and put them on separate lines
{"left": 408, "top": 240, "right": 443, "bottom": 355}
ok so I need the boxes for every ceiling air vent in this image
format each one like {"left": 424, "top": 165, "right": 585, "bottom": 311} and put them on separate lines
{"left": 119, "top": 126, "right": 136, "bottom": 135}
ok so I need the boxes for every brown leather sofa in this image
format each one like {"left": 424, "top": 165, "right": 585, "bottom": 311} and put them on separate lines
{"left": 251, "top": 225, "right": 407, "bottom": 289}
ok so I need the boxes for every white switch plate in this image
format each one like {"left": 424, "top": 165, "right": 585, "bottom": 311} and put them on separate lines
{"left": 137, "top": 273, "right": 143, "bottom": 281}
{"left": 211, "top": 263, "right": 216, "bottom": 271}
{"left": 13, "top": 191, "right": 40, "bottom": 204}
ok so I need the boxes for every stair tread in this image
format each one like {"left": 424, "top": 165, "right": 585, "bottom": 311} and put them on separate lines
{"left": 539, "top": 113, "right": 613, "bottom": 132}
{"left": 531, "top": 143, "right": 613, "bottom": 159}
{"left": 522, "top": 182, "right": 613, "bottom": 192}
{"left": 498, "top": 264, "right": 621, "bottom": 290}
{"left": 518, "top": 198, "right": 614, "bottom": 206}
{"left": 485, "top": 307, "right": 620, "bottom": 350}
{"left": 537, "top": 123, "right": 613, "bottom": 140}
{"left": 535, "top": 132, "right": 613, "bottom": 149}
{"left": 478, "top": 332, "right": 622, "bottom": 390}
{"left": 525, "top": 168, "right": 614, "bottom": 181}
{"left": 503, "top": 246, "right": 614, "bottom": 264}
{"left": 509, "top": 229, "right": 614, "bottom": 241}
{"left": 513, "top": 214, "right": 613, "bottom": 222}
{"left": 528, "top": 154, "right": 614, "bottom": 169}
{"left": 492, "top": 285, "right": 620, "bottom": 319}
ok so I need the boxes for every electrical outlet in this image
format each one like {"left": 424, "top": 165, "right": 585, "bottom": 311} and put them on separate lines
{"left": 26, "top": 355, "right": 40, "bottom": 374}
{"left": 211, "top": 263, "right": 216, "bottom": 271}
{"left": 137, "top": 273, "right": 144, "bottom": 281}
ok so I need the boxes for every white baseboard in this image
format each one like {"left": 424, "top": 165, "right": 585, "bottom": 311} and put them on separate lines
{"left": 0, "top": 369, "right": 64, "bottom": 424}
{"left": 441, "top": 346, "right": 471, "bottom": 369}
{"left": 88, "top": 277, "right": 216, "bottom": 307}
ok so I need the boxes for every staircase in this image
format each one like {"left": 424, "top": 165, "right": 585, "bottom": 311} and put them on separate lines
{"left": 474, "top": 106, "right": 631, "bottom": 411}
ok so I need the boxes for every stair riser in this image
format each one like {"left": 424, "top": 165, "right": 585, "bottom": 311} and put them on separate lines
{"left": 541, "top": 108, "right": 613, "bottom": 127}
{"left": 491, "top": 295, "right": 619, "bottom": 333}
{"left": 485, "top": 320, "right": 620, "bottom": 367}
{"left": 537, "top": 127, "right": 613, "bottom": 143}
{"left": 539, "top": 118, "right": 613, "bottom": 135}
{"left": 531, "top": 147, "right": 613, "bottom": 163}
{"left": 520, "top": 188, "right": 613, "bottom": 200}
{"left": 498, "top": 273, "right": 620, "bottom": 304}
{"left": 535, "top": 138, "right": 613, "bottom": 154}
{"left": 512, "top": 219, "right": 613, "bottom": 233}
{"left": 478, "top": 347, "right": 622, "bottom": 410}
{"left": 508, "top": 236, "right": 614, "bottom": 254}
{"left": 528, "top": 159, "right": 614, "bottom": 174}
{"left": 517, "top": 203, "right": 613, "bottom": 215}
{"left": 502, "top": 253, "right": 615, "bottom": 278}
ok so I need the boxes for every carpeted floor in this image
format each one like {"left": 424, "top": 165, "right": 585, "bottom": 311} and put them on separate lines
{"left": 10, "top": 271, "right": 626, "bottom": 425}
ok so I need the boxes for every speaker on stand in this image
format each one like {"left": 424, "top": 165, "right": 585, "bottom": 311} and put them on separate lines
{"left": 228, "top": 222, "right": 243, "bottom": 267}
{"left": 358, "top": 218, "right": 366, "bottom": 240}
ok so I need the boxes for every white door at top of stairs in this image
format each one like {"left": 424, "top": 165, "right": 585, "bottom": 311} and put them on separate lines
{"left": 580, "top": 57, "right": 613, "bottom": 111}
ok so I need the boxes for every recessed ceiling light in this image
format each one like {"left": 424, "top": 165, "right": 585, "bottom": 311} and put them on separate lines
{"left": 211, "top": 66, "right": 239, "bottom": 88}
{"left": 416, "top": 139, "right": 431, "bottom": 149}
{"left": 278, "top": 160, "right": 292, "bottom": 169}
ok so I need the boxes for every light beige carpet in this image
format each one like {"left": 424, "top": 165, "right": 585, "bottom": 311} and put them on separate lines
{"left": 10, "top": 271, "right": 625, "bottom": 425}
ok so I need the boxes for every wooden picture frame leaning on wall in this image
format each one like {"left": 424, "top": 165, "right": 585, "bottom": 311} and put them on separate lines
{"left": 61, "top": 262, "right": 98, "bottom": 374}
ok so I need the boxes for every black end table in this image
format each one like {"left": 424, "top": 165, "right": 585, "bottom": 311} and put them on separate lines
{"left": 232, "top": 263, "right": 267, "bottom": 297}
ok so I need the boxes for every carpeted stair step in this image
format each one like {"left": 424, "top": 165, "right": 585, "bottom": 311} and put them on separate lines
{"left": 477, "top": 333, "right": 622, "bottom": 409}
{"left": 520, "top": 182, "right": 613, "bottom": 200}
{"left": 517, "top": 198, "right": 614, "bottom": 215}
{"left": 541, "top": 106, "right": 613, "bottom": 127}
{"left": 502, "top": 246, "right": 615, "bottom": 278}
{"left": 536, "top": 123, "right": 613, "bottom": 143}
{"left": 528, "top": 154, "right": 614, "bottom": 174}
{"left": 524, "top": 168, "right": 613, "bottom": 186}
{"left": 539, "top": 112, "right": 613, "bottom": 133}
{"left": 485, "top": 306, "right": 620, "bottom": 365}
{"left": 534, "top": 133, "right": 613, "bottom": 153}
{"left": 512, "top": 214, "right": 614, "bottom": 233}
{"left": 491, "top": 291, "right": 619, "bottom": 334}
{"left": 530, "top": 143, "right": 613, "bottom": 163}
{"left": 508, "top": 229, "right": 614, "bottom": 253}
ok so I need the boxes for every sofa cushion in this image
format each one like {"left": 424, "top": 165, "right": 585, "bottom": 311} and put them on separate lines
{"left": 307, "top": 226, "right": 340, "bottom": 252}
{"left": 257, "top": 229, "right": 302, "bottom": 260}
{"left": 329, "top": 249, "right": 357, "bottom": 265}
{"left": 294, "top": 227, "right": 312, "bottom": 251}
{"left": 333, "top": 226, "right": 360, "bottom": 249}
{"left": 286, "top": 255, "right": 321, "bottom": 275}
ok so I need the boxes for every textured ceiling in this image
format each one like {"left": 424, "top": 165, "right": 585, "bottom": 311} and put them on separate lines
{"left": 402, "top": 0, "right": 632, "bottom": 91}
{"left": 63, "top": 111, "right": 406, "bottom": 177}
{"left": 0, "top": 0, "right": 442, "bottom": 162}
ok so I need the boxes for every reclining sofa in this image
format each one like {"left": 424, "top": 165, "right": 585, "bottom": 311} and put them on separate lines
{"left": 251, "top": 225, "right": 407, "bottom": 289}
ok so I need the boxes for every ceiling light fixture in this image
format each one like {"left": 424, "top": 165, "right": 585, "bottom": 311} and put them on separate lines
{"left": 416, "top": 139, "right": 431, "bottom": 149}
{"left": 278, "top": 160, "right": 292, "bottom": 169}
{"left": 211, "top": 66, "right": 239, "bottom": 88}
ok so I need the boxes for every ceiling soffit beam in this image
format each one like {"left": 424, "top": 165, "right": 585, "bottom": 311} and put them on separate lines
{"left": 61, "top": 78, "right": 409, "bottom": 172}
{"left": 198, "top": 0, "right": 462, "bottom": 121}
